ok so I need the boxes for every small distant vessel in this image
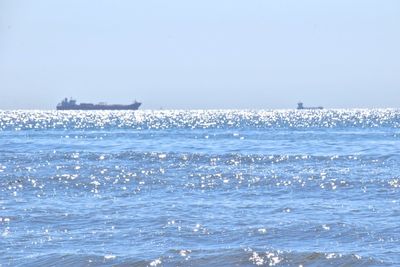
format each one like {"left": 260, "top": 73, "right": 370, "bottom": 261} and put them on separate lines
{"left": 57, "top": 98, "right": 141, "bottom": 110}
{"left": 297, "top": 102, "right": 323, "bottom": 110}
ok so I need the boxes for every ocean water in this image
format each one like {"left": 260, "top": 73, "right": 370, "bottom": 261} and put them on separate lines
{"left": 1, "top": 109, "right": 400, "bottom": 266}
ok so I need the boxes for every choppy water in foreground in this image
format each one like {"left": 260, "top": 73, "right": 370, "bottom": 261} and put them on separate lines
{"left": 1, "top": 109, "right": 400, "bottom": 266}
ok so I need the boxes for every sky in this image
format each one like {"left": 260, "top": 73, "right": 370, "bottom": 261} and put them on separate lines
{"left": 0, "top": 0, "right": 399, "bottom": 109}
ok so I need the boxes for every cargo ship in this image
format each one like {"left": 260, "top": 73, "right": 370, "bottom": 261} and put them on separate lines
{"left": 57, "top": 98, "right": 141, "bottom": 110}
{"left": 297, "top": 102, "right": 323, "bottom": 110}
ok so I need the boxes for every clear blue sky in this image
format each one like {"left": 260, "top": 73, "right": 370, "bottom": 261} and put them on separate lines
{"left": 1, "top": 0, "right": 399, "bottom": 109}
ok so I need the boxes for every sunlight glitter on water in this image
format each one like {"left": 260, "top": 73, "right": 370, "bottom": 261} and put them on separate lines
{"left": 1, "top": 109, "right": 400, "bottom": 130}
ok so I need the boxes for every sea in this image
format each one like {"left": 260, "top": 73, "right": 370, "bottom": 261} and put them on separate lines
{"left": 1, "top": 109, "right": 400, "bottom": 266}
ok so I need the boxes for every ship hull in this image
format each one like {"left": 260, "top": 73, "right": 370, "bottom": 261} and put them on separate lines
{"left": 57, "top": 103, "right": 141, "bottom": 110}
{"left": 297, "top": 107, "right": 323, "bottom": 110}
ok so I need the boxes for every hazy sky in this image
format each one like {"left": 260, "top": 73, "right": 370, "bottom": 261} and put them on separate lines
{"left": 1, "top": 0, "right": 399, "bottom": 109}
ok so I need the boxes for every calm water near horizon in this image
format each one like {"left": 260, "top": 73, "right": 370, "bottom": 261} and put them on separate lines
{"left": 1, "top": 109, "right": 400, "bottom": 266}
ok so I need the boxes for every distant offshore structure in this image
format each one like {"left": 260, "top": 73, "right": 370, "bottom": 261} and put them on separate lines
{"left": 57, "top": 98, "right": 141, "bottom": 110}
{"left": 297, "top": 102, "right": 323, "bottom": 110}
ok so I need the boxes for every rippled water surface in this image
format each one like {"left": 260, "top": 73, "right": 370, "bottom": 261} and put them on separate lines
{"left": 1, "top": 109, "right": 400, "bottom": 266}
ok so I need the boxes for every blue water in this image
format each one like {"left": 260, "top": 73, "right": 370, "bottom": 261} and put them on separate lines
{"left": 1, "top": 109, "right": 400, "bottom": 266}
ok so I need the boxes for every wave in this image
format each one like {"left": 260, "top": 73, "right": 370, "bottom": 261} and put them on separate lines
{"left": 9, "top": 249, "right": 386, "bottom": 267}
{"left": 1, "top": 151, "right": 399, "bottom": 197}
